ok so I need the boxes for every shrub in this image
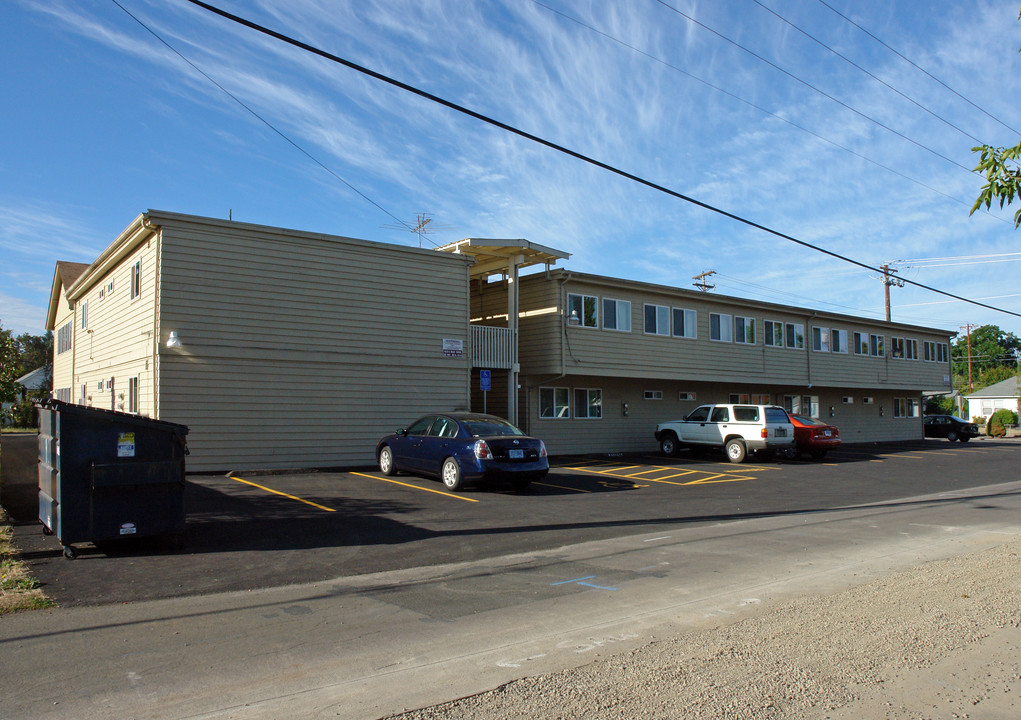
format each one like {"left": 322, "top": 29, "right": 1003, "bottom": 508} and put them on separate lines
{"left": 988, "top": 409, "right": 1019, "bottom": 437}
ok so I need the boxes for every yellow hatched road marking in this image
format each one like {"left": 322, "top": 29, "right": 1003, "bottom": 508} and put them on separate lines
{"left": 349, "top": 471, "right": 480, "bottom": 502}
{"left": 230, "top": 476, "right": 336, "bottom": 512}
{"left": 568, "top": 465, "right": 757, "bottom": 487}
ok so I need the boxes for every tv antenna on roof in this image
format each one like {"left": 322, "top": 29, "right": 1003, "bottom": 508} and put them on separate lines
{"left": 383, "top": 213, "right": 455, "bottom": 248}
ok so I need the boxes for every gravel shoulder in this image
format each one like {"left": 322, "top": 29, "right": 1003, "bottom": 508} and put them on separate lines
{"left": 386, "top": 539, "right": 1021, "bottom": 720}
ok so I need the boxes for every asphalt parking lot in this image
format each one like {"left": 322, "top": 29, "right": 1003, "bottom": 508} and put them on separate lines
{"left": 5, "top": 436, "right": 1019, "bottom": 607}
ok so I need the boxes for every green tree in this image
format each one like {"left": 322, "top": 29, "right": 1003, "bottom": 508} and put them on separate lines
{"left": 952, "top": 325, "right": 1021, "bottom": 384}
{"left": 970, "top": 6, "right": 1021, "bottom": 228}
{"left": 0, "top": 323, "right": 16, "bottom": 404}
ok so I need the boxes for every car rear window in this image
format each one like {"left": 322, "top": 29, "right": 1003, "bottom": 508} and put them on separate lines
{"left": 464, "top": 419, "right": 525, "bottom": 437}
{"left": 733, "top": 406, "right": 759, "bottom": 422}
{"left": 765, "top": 407, "right": 790, "bottom": 423}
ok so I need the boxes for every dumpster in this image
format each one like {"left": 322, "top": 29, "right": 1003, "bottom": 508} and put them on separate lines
{"left": 37, "top": 399, "right": 189, "bottom": 559}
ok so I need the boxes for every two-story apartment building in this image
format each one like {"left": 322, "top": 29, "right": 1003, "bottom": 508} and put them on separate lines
{"left": 472, "top": 271, "right": 952, "bottom": 453}
{"left": 46, "top": 211, "right": 475, "bottom": 471}
{"left": 48, "top": 210, "right": 954, "bottom": 470}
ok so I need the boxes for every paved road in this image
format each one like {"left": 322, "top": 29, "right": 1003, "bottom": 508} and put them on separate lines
{"left": 2, "top": 439, "right": 1019, "bottom": 719}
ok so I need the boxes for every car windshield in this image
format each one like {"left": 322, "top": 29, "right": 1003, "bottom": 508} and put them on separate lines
{"left": 792, "top": 415, "right": 825, "bottom": 426}
{"left": 463, "top": 418, "right": 526, "bottom": 437}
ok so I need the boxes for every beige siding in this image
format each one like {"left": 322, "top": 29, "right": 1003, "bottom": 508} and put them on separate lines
{"left": 71, "top": 240, "right": 159, "bottom": 415}
{"left": 521, "top": 377, "right": 925, "bottom": 455}
{"left": 51, "top": 286, "right": 76, "bottom": 399}
{"left": 153, "top": 214, "right": 472, "bottom": 471}
{"left": 519, "top": 272, "right": 952, "bottom": 392}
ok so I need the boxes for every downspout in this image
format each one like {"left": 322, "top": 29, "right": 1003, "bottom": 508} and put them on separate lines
{"left": 145, "top": 216, "right": 161, "bottom": 419}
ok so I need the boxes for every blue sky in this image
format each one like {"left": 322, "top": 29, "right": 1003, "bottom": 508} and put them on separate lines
{"left": 2, "top": 0, "right": 1020, "bottom": 339}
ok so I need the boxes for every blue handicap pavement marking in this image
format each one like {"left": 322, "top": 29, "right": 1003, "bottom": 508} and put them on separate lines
{"left": 552, "top": 575, "right": 618, "bottom": 591}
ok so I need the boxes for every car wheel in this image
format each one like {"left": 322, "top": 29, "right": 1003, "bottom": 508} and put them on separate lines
{"left": 378, "top": 446, "right": 397, "bottom": 476}
{"left": 781, "top": 447, "right": 798, "bottom": 461}
{"left": 959, "top": 436, "right": 970, "bottom": 443}
{"left": 809, "top": 449, "right": 828, "bottom": 460}
{"left": 441, "top": 457, "right": 463, "bottom": 491}
{"left": 946, "top": 430, "right": 958, "bottom": 442}
{"left": 660, "top": 433, "right": 679, "bottom": 457}
{"left": 725, "top": 439, "right": 746, "bottom": 463}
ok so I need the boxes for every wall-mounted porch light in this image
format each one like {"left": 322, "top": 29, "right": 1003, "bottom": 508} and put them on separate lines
{"left": 166, "top": 331, "right": 181, "bottom": 348}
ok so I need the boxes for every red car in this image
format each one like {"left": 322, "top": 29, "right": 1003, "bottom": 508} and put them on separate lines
{"left": 782, "top": 415, "right": 841, "bottom": 460}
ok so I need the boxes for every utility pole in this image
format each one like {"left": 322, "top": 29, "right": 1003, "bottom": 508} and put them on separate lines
{"left": 881, "top": 264, "right": 904, "bottom": 322}
{"left": 960, "top": 324, "right": 973, "bottom": 392}
{"left": 692, "top": 270, "right": 716, "bottom": 292}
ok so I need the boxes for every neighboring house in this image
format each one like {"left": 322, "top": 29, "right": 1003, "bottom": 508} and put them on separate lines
{"left": 15, "top": 366, "right": 49, "bottom": 397}
{"left": 48, "top": 210, "right": 955, "bottom": 470}
{"left": 963, "top": 377, "right": 1021, "bottom": 420}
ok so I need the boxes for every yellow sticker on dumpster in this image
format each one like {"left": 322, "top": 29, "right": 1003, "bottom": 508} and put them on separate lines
{"left": 118, "top": 432, "right": 136, "bottom": 457}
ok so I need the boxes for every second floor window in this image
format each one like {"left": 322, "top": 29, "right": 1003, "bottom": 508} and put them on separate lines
{"left": 710, "top": 313, "right": 733, "bottom": 342}
{"left": 672, "top": 307, "right": 696, "bottom": 338}
{"left": 644, "top": 304, "right": 670, "bottom": 336}
{"left": 131, "top": 260, "right": 142, "bottom": 299}
{"left": 602, "top": 298, "right": 631, "bottom": 332}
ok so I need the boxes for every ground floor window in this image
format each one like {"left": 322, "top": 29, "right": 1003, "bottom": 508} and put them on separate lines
{"left": 539, "top": 387, "right": 570, "bottom": 418}
{"left": 574, "top": 388, "right": 602, "bottom": 419}
{"left": 784, "top": 394, "right": 820, "bottom": 417}
{"left": 128, "top": 377, "right": 139, "bottom": 414}
{"left": 894, "top": 398, "right": 919, "bottom": 418}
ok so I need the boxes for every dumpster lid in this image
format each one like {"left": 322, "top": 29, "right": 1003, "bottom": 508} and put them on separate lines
{"left": 38, "top": 399, "right": 189, "bottom": 436}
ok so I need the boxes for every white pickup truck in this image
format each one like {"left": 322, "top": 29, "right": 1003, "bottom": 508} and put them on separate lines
{"left": 654, "top": 403, "right": 796, "bottom": 463}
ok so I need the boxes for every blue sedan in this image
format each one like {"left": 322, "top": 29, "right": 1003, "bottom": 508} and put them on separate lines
{"left": 375, "top": 412, "right": 549, "bottom": 491}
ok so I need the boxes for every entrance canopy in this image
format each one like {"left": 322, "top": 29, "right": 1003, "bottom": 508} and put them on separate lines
{"left": 436, "top": 238, "right": 570, "bottom": 278}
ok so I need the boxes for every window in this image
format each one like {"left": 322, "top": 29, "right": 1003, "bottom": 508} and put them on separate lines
{"left": 128, "top": 377, "right": 139, "bottom": 414}
{"left": 729, "top": 394, "right": 770, "bottom": 405}
{"left": 733, "top": 406, "right": 760, "bottom": 422}
{"left": 540, "top": 387, "right": 570, "bottom": 418}
{"left": 602, "top": 298, "right": 631, "bottom": 332}
{"left": 672, "top": 307, "right": 696, "bottom": 339}
{"left": 842, "top": 396, "right": 854, "bottom": 404}
{"left": 785, "top": 323, "right": 805, "bottom": 349}
{"left": 854, "top": 331, "right": 869, "bottom": 355}
{"left": 644, "top": 304, "right": 670, "bottom": 336}
{"left": 678, "top": 391, "right": 696, "bottom": 401}
{"left": 735, "top": 316, "right": 755, "bottom": 344}
{"left": 57, "top": 322, "right": 72, "bottom": 354}
{"left": 862, "top": 396, "right": 874, "bottom": 405}
{"left": 891, "top": 337, "right": 905, "bottom": 359}
{"left": 906, "top": 339, "right": 917, "bottom": 360}
{"left": 812, "top": 326, "right": 830, "bottom": 352}
{"left": 831, "top": 329, "right": 848, "bottom": 353}
{"left": 784, "top": 395, "right": 819, "bottom": 417}
{"left": 924, "top": 340, "right": 948, "bottom": 362}
{"left": 79, "top": 384, "right": 87, "bottom": 405}
{"left": 574, "top": 388, "right": 602, "bottom": 419}
{"left": 644, "top": 390, "right": 663, "bottom": 400}
{"left": 870, "top": 334, "right": 884, "bottom": 357}
{"left": 131, "top": 260, "right": 141, "bottom": 299}
{"left": 894, "top": 398, "right": 919, "bottom": 418}
{"left": 81, "top": 300, "right": 88, "bottom": 330}
{"left": 764, "top": 321, "right": 784, "bottom": 347}
{"left": 567, "top": 293, "right": 597, "bottom": 328}
{"left": 710, "top": 313, "right": 732, "bottom": 342}
{"left": 709, "top": 407, "right": 730, "bottom": 422}
{"left": 98, "top": 288, "right": 105, "bottom": 300}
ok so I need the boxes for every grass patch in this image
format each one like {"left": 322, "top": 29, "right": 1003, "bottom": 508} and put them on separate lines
{"left": 0, "top": 508, "right": 55, "bottom": 614}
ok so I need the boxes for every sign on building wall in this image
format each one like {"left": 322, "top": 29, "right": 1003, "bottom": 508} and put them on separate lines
{"left": 442, "top": 338, "right": 464, "bottom": 357}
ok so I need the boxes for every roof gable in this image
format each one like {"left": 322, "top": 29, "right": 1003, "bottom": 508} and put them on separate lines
{"left": 45, "top": 261, "right": 90, "bottom": 330}
{"left": 963, "top": 376, "right": 1020, "bottom": 399}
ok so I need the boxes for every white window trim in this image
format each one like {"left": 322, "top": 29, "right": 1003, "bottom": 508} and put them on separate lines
{"left": 602, "top": 297, "right": 631, "bottom": 332}
{"left": 764, "top": 320, "right": 784, "bottom": 348}
{"left": 672, "top": 307, "right": 697, "bottom": 339}
{"left": 734, "top": 316, "right": 755, "bottom": 345}
{"left": 539, "top": 387, "right": 570, "bottom": 419}
{"left": 644, "top": 303, "right": 670, "bottom": 337}
{"left": 567, "top": 293, "right": 598, "bottom": 329}
{"left": 574, "top": 387, "right": 603, "bottom": 420}
{"left": 709, "top": 312, "right": 733, "bottom": 343}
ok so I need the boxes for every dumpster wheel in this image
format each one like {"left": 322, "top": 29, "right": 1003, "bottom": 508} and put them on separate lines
{"left": 42, "top": 524, "right": 54, "bottom": 536}
{"left": 62, "top": 545, "right": 77, "bottom": 560}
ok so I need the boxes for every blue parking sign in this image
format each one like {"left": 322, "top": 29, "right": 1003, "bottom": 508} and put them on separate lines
{"left": 480, "top": 369, "right": 491, "bottom": 391}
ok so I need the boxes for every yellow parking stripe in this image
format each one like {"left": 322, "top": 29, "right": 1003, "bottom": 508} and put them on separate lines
{"left": 230, "top": 476, "right": 336, "bottom": 512}
{"left": 350, "top": 471, "right": 480, "bottom": 502}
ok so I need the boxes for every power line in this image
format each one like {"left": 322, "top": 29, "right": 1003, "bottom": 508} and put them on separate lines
{"left": 182, "top": 0, "right": 1021, "bottom": 320}
{"left": 815, "top": 0, "right": 1021, "bottom": 138}
{"left": 107, "top": 0, "right": 412, "bottom": 232}
{"left": 530, "top": 0, "right": 1006, "bottom": 221}
{"left": 650, "top": 0, "right": 975, "bottom": 174}
{"left": 751, "top": 0, "right": 985, "bottom": 145}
